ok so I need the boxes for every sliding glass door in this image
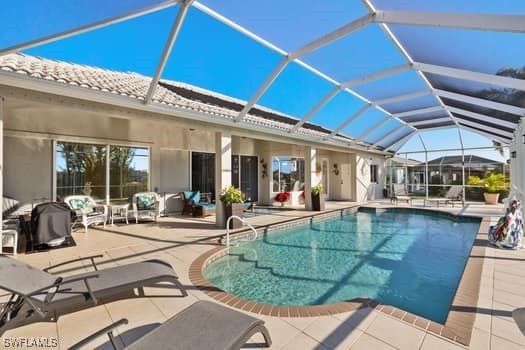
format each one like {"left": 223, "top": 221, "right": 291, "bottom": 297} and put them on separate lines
{"left": 232, "top": 155, "right": 258, "bottom": 202}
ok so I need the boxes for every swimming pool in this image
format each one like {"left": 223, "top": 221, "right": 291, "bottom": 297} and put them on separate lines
{"left": 204, "top": 208, "right": 480, "bottom": 324}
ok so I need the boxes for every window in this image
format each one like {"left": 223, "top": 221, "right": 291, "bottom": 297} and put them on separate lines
{"left": 272, "top": 157, "right": 305, "bottom": 192}
{"left": 56, "top": 143, "right": 107, "bottom": 200}
{"left": 110, "top": 146, "right": 149, "bottom": 202}
{"left": 56, "top": 142, "right": 149, "bottom": 202}
{"left": 370, "top": 164, "right": 378, "bottom": 183}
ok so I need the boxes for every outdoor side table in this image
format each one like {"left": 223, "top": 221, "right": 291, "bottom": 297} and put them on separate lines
{"left": 110, "top": 204, "right": 129, "bottom": 225}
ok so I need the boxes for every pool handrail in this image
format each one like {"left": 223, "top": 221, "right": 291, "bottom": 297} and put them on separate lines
{"left": 226, "top": 215, "right": 257, "bottom": 248}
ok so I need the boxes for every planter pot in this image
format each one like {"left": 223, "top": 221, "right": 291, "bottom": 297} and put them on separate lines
{"left": 311, "top": 193, "right": 325, "bottom": 211}
{"left": 483, "top": 192, "right": 500, "bottom": 205}
{"left": 224, "top": 203, "right": 244, "bottom": 229}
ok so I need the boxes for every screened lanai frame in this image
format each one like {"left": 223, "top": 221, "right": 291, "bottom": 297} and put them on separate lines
{"left": 0, "top": 0, "right": 524, "bottom": 154}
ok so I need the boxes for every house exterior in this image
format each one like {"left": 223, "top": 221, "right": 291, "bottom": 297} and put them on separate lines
{"left": 0, "top": 53, "right": 391, "bottom": 226}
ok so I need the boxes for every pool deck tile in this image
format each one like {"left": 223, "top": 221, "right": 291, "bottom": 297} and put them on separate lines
{"left": 6, "top": 201, "right": 513, "bottom": 349}
{"left": 402, "top": 312, "right": 417, "bottom": 324}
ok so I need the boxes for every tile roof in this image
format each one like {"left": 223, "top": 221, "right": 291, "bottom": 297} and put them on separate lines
{"left": 0, "top": 53, "right": 371, "bottom": 148}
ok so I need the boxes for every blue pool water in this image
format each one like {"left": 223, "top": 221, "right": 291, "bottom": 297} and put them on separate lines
{"left": 205, "top": 208, "right": 480, "bottom": 323}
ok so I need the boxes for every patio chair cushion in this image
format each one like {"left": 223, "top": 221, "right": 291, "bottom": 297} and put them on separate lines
{"left": 136, "top": 194, "right": 156, "bottom": 210}
{"left": 199, "top": 203, "right": 216, "bottom": 211}
{"left": 183, "top": 191, "right": 200, "bottom": 205}
{"left": 126, "top": 300, "right": 269, "bottom": 350}
{"left": 67, "top": 197, "right": 93, "bottom": 212}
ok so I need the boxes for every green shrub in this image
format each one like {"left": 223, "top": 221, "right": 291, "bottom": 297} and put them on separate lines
{"left": 219, "top": 186, "right": 244, "bottom": 206}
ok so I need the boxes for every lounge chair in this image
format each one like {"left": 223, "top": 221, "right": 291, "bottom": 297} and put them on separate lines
{"left": 424, "top": 185, "right": 464, "bottom": 207}
{"left": 513, "top": 307, "right": 525, "bottom": 336}
{"left": 131, "top": 192, "right": 160, "bottom": 223}
{"left": 64, "top": 195, "right": 108, "bottom": 233}
{"left": 0, "top": 255, "right": 187, "bottom": 334}
{"left": 69, "top": 300, "right": 271, "bottom": 350}
{"left": 390, "top": 184, "right": 412, "bottom": 205}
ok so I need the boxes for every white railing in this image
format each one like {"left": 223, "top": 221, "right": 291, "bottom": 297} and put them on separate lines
{"left": 226, "top": 215, "right": 257, "bottom": 248}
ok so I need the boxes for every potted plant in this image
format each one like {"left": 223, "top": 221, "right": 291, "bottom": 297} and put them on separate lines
{"left": 219, "top": 185, "right": 245, "bottom": 229}
{"left": 311, "top": 183, "right": 325, "bottom": 211}
{"left": 468, "top": 173, "right": 506, "bottom": 205}
{"left": 274, "top": 192, "right": 291, "bottom": 206}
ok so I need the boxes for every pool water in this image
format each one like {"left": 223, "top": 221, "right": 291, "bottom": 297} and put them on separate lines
{"left": 204, "top": 208, "right": 480, "bottom": 323}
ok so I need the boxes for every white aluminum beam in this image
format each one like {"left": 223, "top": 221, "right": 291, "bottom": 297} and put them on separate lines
{"left": 455, "top": 118, "right": 513, "bottom": 138}
{"left": 434, "top": 89, "right": 525, "bottom": 117}
{"left": 341, "top": 64, "right": 410, "bottom": 89}
{"left": 361, "top": 0, "right": 459, "bottom": 128}
{"left": 418, "top": 133, "right": 427, "bottom": 152}
{"left": 0, "top": 0, "right": 180, "bottom": 55}
{"left": 290, "top": 86, "right": 341, "bottom": 133}
{"left": 373, "top": 90, "right": 430, "bottom": 106}
{"left": 414, "top": 62, "right": 525, "bottom": 91}
{"left": 392, "top": 105, "right": 443, "bottom": 119}
{"left": 409, "top": 117, "right": 452, "bottom": 126}
{"left": 289, "top": 14, "right": 374, "bottom": 59}
{"left": 194, "top": 1, "right": 413, "bottom": 136}
{"left": 374, "top": 10, "right": 525, "bottom": 33}
{"left": 192, "top": 1, "right": 286, "bottom": 55}
{"left": 354, "top": 117, "right": 390, "bottom": 142}
{"left": 371, "top": 125, "right": 406, "bottom": 148}
{"left": 458, "top": 125, "right": 511, "bottom": 144}
{"left": 327, "top": 104, "right": 371, "bottom": 138}
{"left": 235, "top": 57, "right": 289, "bottom": 122}
{"left": 445, "top": 106, "right": 517, "bottom": 129}
{"left": 384, "top": 130, "right": 417, "bottom": 152}
{"left": 144, "top": 0, "right": 194, "bottom": 105}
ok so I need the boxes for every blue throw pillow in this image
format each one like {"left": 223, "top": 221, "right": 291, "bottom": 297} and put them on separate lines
{"left": 184, "top": 191, "right": 200, "bottom": 204}
{"left": 137, "top": 194, "right": 156, "bottom": 210}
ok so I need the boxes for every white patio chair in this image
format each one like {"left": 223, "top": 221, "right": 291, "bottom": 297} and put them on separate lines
{"left": 131, "top": 192, "right": 159, "bottom": 223}
{"left": 63, "top": 195, "right": 107, "bottom": 233}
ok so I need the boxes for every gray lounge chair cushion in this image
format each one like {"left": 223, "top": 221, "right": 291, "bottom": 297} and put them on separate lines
{"left": 513, "top": 307, "right": 525, "bottom": 336}
{"left": 0, "top": 256, "right": 57, "bottom": 296}
{"left": 127, "top": 301, "right": 266, "bottom": 350}
{"left": 34, "top": 260, "right": 179, "bottom": 303}
{"left": 0, "top": 256, "right": 181, "bottom": 309}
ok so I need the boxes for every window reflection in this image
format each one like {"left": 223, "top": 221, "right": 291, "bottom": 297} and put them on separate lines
{"left": 272, "top": 157, "right": 305, "bottom": 192}
{"left": 56, "top": 142, "right": 149, "bottom": 202}
{"left": 110, "top": 146, "right": 149, "bottom": 203}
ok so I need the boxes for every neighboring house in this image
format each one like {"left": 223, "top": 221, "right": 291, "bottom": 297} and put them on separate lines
{"left": 420, "top": 155, "right": 505, "bottom": 185}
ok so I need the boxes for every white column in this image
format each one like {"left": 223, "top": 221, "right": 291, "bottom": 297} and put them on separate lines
{"left": 51, "top": 139, "right": 57, "bottom": 201}
{"left": 304, "top": 146, "right": 318, "bottom": 210}
{"left": 106, "top": 145, "right": 110, "bottom": 204}
{"left": 215, "top": 131, "right": 232, "bottom": 227}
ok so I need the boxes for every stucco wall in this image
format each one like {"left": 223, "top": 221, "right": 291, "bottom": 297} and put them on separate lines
{"left": 3, "top": 95, "right": 389, "bottom": 207}
{"left": 4, "top": 136, "right": 52, "bottom": 203}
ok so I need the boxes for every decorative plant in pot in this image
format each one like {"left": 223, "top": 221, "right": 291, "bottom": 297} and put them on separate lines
{"left": 311, "top": 183, "right": 325, "bottom": 211}
{"left": 219, "top": 185, "right": 245, "bottom": 229}
{"left": 468, "top": 173, "right": 506, "bottom": 205}
{"left": 274, "top": 192, "right": 291, "bottom": 206}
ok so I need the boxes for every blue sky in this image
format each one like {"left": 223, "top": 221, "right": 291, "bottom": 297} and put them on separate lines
{"left": 1, "top": 0, "right": 522, "bottom": 162}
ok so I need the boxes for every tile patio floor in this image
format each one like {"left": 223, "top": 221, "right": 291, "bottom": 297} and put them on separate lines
{"left": 2, "top": 200, "right": 524, "bottom": 349}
